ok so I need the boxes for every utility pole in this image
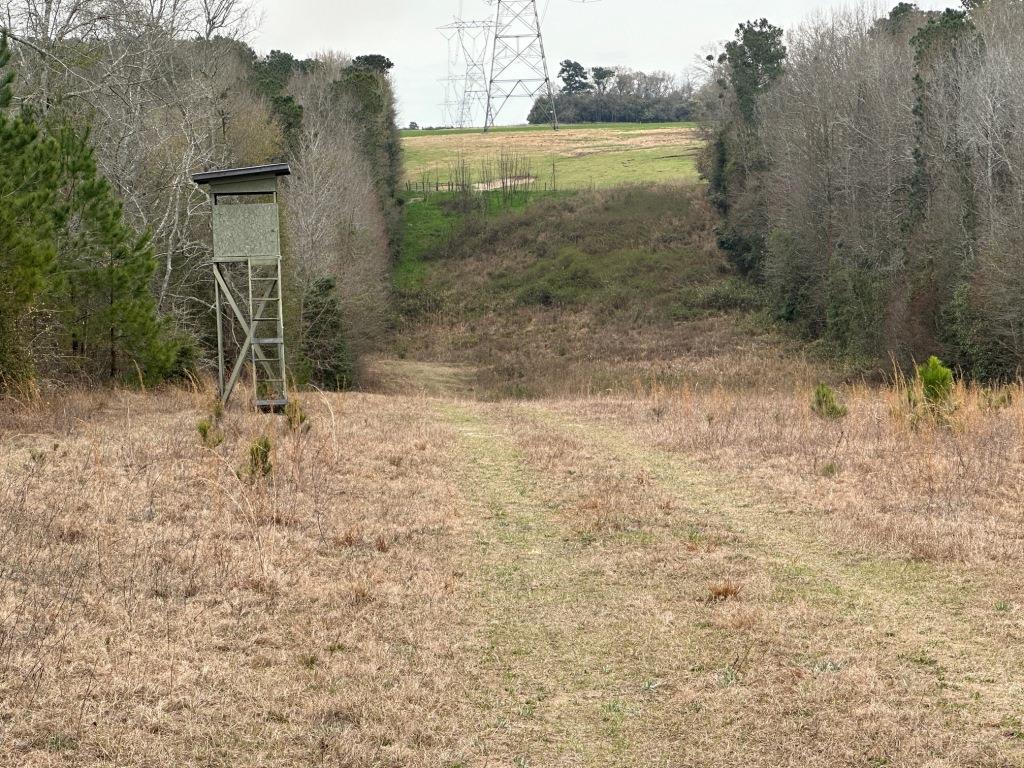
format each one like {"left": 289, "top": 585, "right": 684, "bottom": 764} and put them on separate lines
{"left": 484, "top": 0, "right": 558, "bottom": 131}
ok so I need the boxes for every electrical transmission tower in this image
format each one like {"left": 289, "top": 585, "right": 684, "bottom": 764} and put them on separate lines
{"left": 484, "top": 0, "right": 557, "bottom": 131}
{"left": 439, "top": 24, "right": 464, "bottom": 127}
{"left": 439, "top": 18, "right": 493, "bottom": 128}
{"left": 457, "top": 20, "right": 493, "bottom": 127}
{"left": 439, "top": 0, "right": 603, "bottom": 130}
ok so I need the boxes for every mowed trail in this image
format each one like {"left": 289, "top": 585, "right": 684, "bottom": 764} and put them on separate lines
{"left": 432, "top": 397, "right": 1024, "bottom": 766}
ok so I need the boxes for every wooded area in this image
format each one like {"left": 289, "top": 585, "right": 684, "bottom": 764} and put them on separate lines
{"left": 0, "top": 0, "right": 400, "bottom": 390}
{"left": 529, "top": 62, "right": 694, "bottom": 124}
{"left": 703, "top": 1, "right": 1024, "bottom": 378}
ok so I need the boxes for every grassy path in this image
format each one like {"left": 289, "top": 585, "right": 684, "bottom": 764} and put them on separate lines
{"left": 446, "top": 404, "right": 656, "bottom": 765}
{"left": 438, "top": 400, "right": 1023, "bottom": 766}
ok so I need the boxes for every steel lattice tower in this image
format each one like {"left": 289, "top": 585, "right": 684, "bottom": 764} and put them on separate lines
{"left": 457, "top": 20, "right": 493, "bottom": 127}
{"left": 439, "top": 18, "right": 493, "bottom": 128}
{"left": 484, "top": 0, "right": 558, "bottom": 130}
{"left": 439, "top": 25, "right": 464, "bottom": 127}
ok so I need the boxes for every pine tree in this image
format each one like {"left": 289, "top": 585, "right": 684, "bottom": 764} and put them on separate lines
{"left": 47, "top": 125, "right": 178, "bottom": 384}
{"left": 0, "top": 34, "right": 178, "bottom": 386}
{"left": 0, "top": 34, "right": 61, "bottom": 381}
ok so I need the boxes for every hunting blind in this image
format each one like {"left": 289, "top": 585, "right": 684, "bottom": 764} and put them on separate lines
{"left": 192, "top": 163, "right": 290, "bottom": 412}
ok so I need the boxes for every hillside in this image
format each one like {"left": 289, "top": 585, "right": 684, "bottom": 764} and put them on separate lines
{"left": 372, "top": 183, "right": 827, "bottom": 398}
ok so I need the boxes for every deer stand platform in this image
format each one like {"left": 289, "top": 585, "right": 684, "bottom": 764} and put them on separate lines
{"left": 192, "top": 163, "right": 291, "bottom": 413}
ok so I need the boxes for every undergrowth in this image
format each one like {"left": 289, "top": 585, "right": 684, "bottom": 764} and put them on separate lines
{"left": 387, "top": 184, "right": 782, "bottom": 399}
{"left": 397, "top": 185, "right": 752, "bottom": 324}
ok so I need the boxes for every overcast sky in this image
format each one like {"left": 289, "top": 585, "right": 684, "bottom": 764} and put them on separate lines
{"left": 251, "top": 0, "right": 953, "bottom": 127}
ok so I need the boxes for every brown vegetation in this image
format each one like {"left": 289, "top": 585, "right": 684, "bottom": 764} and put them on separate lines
{"left": 0, "top": 387, "right": 472, "bottom": 765}
{"left": 2, "top": 361, "right": 1024, "bottom": 764}
{"left": 703, "top": 0, "right": 1024, "bottom": 377}
{"left": 389, "top": 184, "right": 794, "bottom": 399}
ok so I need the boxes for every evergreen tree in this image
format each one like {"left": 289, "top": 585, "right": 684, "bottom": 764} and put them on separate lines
{"left": 352, "top": 54, "right": 394, "bottom": 73}
{"left": 333, "top": 61, "right": 403, "bottom": 249}
{"left": 698, "top": 19, "right": 787, "bottom": 278}
{"left": 0, "top": 34, "right": 177, "bottom": 386}
{"left": 250, "top": 50, "right": 312, "bottom": 152}
{"left": 0, "top": 34, "right": 61, "bottom": 380}
{"left": 558, "top": 60, "right": 592, "bottom": 94}
{"left": 591, "top": 66, "right": 616, "bottom": 94}
{"left": 723, "top": 19, "right": 787, "bottom": 123}
{"left": 48, "top": 125, "right": 178, "bottom": 384}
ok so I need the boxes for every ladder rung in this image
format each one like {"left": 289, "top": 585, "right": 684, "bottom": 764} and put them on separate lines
{"left": 254, "top": 337, "right": 284, "bottom": 345}
{"left": 252, "top": 356, "right": 279, "bottom": 363}
{"left": 251, "top": 277, "right": 279, "bottom": 281}
{"left": 252, "top": 316, "right": 280, "bottom": 321}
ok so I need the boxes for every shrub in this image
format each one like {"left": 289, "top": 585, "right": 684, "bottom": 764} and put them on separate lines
{"left": 284, "top": 399, "right": 308, "bottom": 431}
{"left": 811, "top": 383, "right": 847, "bottom": 419}
{"left": 918, "top": 356, "right": 953, "bottom": 409}
{"left": 196, "top": 409, "right": 224, "bottom": 448}
{"left": 247, "top": 436, "right": 273, "bottom": 479}
{"left": 196, "top": 418, "right": 214, "bottom": 446}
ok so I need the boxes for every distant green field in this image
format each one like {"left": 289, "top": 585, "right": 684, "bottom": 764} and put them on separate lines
{"left": 399, "top": 122, "right": 697, "bottom": 138}
{"left": 402, "top": 122, "right": 702, "bottom": 191}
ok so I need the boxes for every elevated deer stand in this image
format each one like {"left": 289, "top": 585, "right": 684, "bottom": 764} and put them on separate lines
{"left": 192, "top": 163, "right": 290, "bottom": 412}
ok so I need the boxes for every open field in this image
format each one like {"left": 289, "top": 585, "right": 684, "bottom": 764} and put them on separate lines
{"left": 400, "top": 122, "right": 696, "bottom": 138}
{"left": 2, "top": 375, "right": 1024, "bottom": 766}
{"left": 402, "top": 123, "right": 701, "bottom": 190}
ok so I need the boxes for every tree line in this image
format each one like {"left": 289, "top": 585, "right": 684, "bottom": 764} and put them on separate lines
{"left": 0, "top": 0, "right": 401, "bottom": 390}
{"left": 529, "top": 60, "right": 694, "bottom": 124}
{"left": 702, "top": 1, "right": 1024, "bottom": 379}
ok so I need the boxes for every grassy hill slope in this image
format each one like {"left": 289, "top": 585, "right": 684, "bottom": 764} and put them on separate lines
{"left": 374, "top": 185, "right": 822, "bottom": 398}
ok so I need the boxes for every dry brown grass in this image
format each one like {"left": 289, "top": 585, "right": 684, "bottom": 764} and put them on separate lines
{"left": 342, "top": 167, "right": 1024, "bottom": 761}
{"left": 3, "top": 367, "right": 1024, "bottom": 765}
{"left": 581, "top": 378, "right": 1024, "bottom": 565}
{"left": 707, "top": 579, "right": 744, "bottom": 602}
{"left": 454, "top": 395, "right": 1024, "bottom": 765}
{"left": 0, "top": 386, "right": 474, "bottom": 766}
